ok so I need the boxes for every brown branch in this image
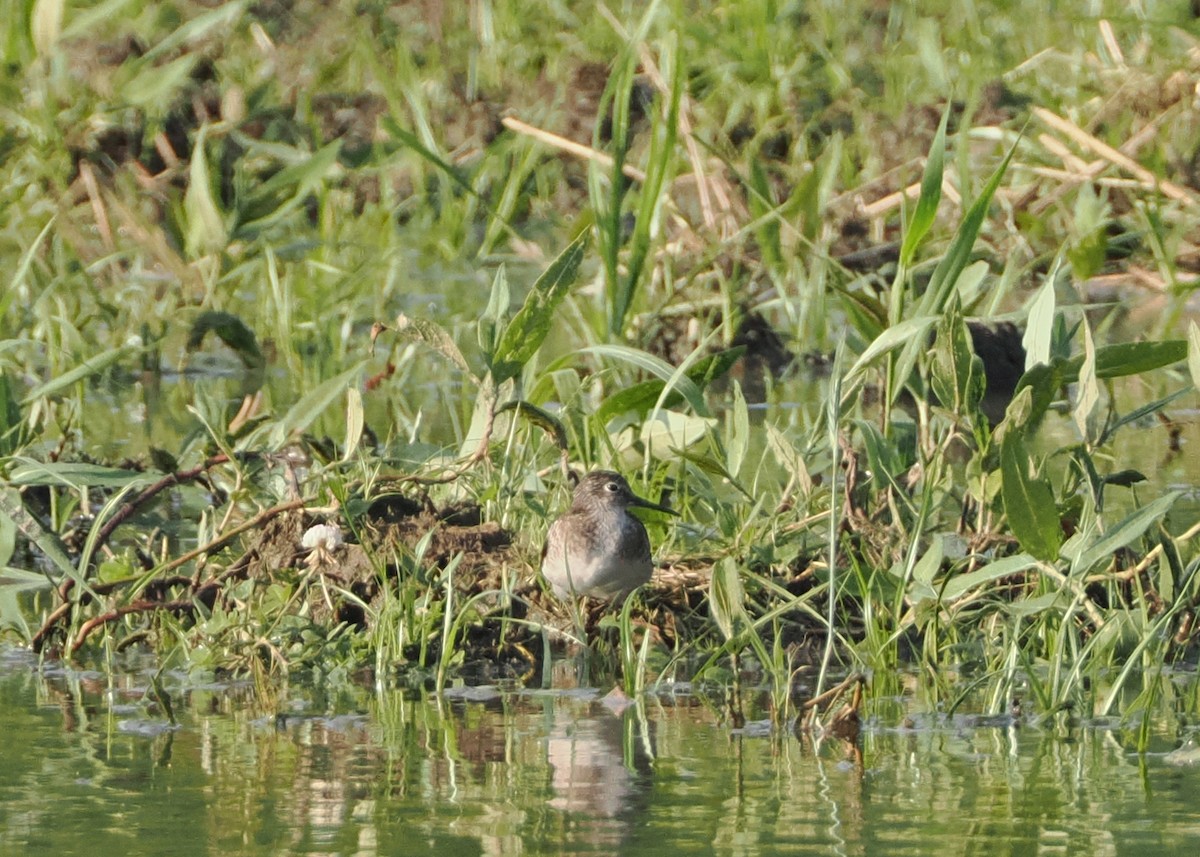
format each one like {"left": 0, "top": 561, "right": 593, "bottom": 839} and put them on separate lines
{"left": 802, "top": 672, "right": 866, "bottom": 712}
{"left": 70, "top": 598, "right": 196, "bottom": 655}
{"left": 158, "top": 499, "right": 307, "bottom": 575}
{"left": 1084, "top": 517, "right": 1200, "bottom": 585}
{"left": 31, "top": 600, "right": 75, "bottom": 653}
{"left": 91, "top": 454, "right": 232, "bottom": 557}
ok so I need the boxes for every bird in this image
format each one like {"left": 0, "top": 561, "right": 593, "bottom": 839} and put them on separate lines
{"left": 541, "top": 470, "right": 676, "bottom": 601}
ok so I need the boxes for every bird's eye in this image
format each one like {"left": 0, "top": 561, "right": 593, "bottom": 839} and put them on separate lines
{"left": 605, "top": 482, "right": 620, "bottom": 492}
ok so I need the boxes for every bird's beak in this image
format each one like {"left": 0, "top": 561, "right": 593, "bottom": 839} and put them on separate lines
{"left": 629, "top": 493, "right": 679, "bottom": 516}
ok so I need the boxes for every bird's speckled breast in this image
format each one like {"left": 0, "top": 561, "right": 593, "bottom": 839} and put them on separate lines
{"left": 543, "top": 512, "right": 652, "bottom": 599}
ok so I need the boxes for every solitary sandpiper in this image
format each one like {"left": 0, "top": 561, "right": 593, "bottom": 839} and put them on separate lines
{"left": 541, "top": 471, "right": 676, "bottom": 600}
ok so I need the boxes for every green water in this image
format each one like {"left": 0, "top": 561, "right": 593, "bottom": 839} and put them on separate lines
{"left": 2, "top": 649, "right": 1199, "bottom": 856}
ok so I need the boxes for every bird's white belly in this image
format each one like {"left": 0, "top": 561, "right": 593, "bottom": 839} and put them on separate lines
{"left": 544, "top": 528, "right": 651, "bottom": 599}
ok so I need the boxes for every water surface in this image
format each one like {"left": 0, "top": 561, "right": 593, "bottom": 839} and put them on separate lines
{"left": 2, "top": 650, "right": 1199, "bottom": 856}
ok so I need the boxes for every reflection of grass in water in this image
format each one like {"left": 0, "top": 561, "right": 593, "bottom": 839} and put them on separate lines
{"left": 3, "top": 1, "right": 1200, "bottom": 733}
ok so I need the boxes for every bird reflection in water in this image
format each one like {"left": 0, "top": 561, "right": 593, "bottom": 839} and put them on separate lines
{"left": 544, "top": 696, "right": 655, "bottom": 848}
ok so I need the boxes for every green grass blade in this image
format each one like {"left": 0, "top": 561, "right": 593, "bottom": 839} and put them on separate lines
{"left": 897, "top": 102, "right": 949, "bottom": 273}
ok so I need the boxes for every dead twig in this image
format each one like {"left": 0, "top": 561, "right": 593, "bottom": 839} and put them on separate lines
{"left": 501, "top": 116, "right": 648, "bottom": 182}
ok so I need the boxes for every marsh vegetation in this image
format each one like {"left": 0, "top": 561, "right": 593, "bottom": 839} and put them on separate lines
{"left": 3, "top": 0, "right": 1200, "bottom": 747}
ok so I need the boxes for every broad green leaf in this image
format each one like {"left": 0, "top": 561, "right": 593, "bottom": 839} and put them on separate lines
{"left": 1004, "top": 590, "right": 1065, "bottom": 618}
{"left": 0, "top": 511, "right": 14, "bottom": 567}
{"left": 1158, "top": 530, "right": 1182, "bottom": 604}
{"left": 1073, "top": 319, "right": 1099, "bottom": 443}
{"left": 497, "top": 400, "right": 569, "bottom": 451}
{"left": 266, "top": 362, "right": 367, "bottom": 449}
{"left": 593, "top": 348, "right": 742, "bottom": 423}
{"left": 648, "top": 326, "right": 724, "bottom": 423}
{"left": 1010, "top": 362, "right": 1063, "bottom": 430}
{"left": 7, "top": 460, "right": 152, "bottom": 488}
{"left": 855, "top": 420, "right": 914, "bottom": 516}
{"left": 0, "top": 567, "right": 54, "bottom": 590}
{"left": 954, "top": 260, "right": 991, "bottom": 307}
{"left": 912, "top": 538, "right": 944, "bottom": 586}
{"left": 0, "top": 487, "right": 78, "bottom": 583}
{"left": 491, "top": 233, "right": 588, "bottom": 383}
{"left": 23, "top": 343, "right": 139, "bottom": 403}
{"left": 184, "top": 124, "right": 228, "bottom": 257}
{"left": 832, "top": 284, "right": 888, "bottom": 339}
{"left": 940, "top": 553, "right": 1038, "bottom": 601}
{"left": 1000, "top": 429, "right": 1062, "bottom": 562}
{"left": 1188, "top": 322, "right": 1200, "bottom": 390}
{"left": 931, "top": 300, "right": 984, "bottom": 415}
{"left": 1023, "top": 272, "right": 1056, "bottom": 369}
{"left": 709, "top": 556, "right": 748, "bottom": 642}
{"left": 726, "top": 380, "right": 749, "bottom": 478}
{"left": 844, "top": 316, "right": 938, "bottom": 389}
{"left": 459, "top": 376, "right": 498, "bottom": 459}
{"left": 764, "top": 424, "right": 812, "bottom": 496}
{"left": 579, "top": 344, "right": 708, "bottom": 416}
{"left": 478, "top": 265, "right": 510, "bottom": 360}
{"left": 343, "top": 387, "right": 364, "bottom": 462}
{"left": 1073, "top": 491, "right": 1181, "bottom": 574}
{"left": 0, "top": 586, "right": 31, "bottom": 639}
{"left": 636, "top": 410, "right": 716, "bottom": 458}
{"left": 1087, "top": 340, "right": 1186, "bottom": 380}
{"left": 186, "top": 311, "right": 264, "bottom": 369}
